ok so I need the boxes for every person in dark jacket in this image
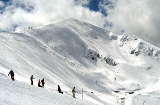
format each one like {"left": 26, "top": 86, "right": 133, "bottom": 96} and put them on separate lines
{"left": 41, "top": 78, "right": 45, "bottom": 88}
{"left": 8, "top": 70, "right": 14, "bottom": 81}
{"left": 38, "top": 79, "right": 42, "bottom": 87}
{"left": 58, "top": 85, "right": 63, "bottom": 94}
{"left": 30, "top": 75, "right": 35, "bottom": 85}
{"left": 72, "top": 87, "right": 76, "bottom": 98}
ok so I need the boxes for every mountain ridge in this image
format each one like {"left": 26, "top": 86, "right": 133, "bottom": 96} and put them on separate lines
{"left": 0, "top": 18, "right": 160, "bottom": 105}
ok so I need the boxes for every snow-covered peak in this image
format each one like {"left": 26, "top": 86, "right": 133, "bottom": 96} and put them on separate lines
{"left": 0, "top": 18, "right": 160, "bottom": 105}
{"left": 117, "top": 34, "right": 160, "bottom": 57}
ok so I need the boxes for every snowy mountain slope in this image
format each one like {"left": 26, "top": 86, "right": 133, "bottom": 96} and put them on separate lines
{"left": 0, "top": 18, "right": 160, "bottom": 105}
{"left": 0, "top": 73, "right": 93, "bottom": 105}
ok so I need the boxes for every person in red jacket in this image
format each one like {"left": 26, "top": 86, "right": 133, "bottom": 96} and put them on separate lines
{"left": 41, "top": 78, "right": 45, "bottom": 88}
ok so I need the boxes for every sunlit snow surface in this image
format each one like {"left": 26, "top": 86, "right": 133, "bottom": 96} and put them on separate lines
{"left": 0, "top": 18, "right": 160, "bottom": 105}
{"left": 0, "top": 73, "right": 93, "bottom": 105}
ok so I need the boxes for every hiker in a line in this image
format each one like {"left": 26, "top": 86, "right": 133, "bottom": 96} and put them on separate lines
{"left": 38, "top": 79, "right": 42, "bottom": 87}
{"left": 8, "top": 70, "right": 14, "bottom": 81}
{"left": 72, "top": 87, "right": 76, "bottom": 98}
{"left": 58, "top": 85, "right": 63, "bottom": 94}
{"left": 30, "top": 75, "right": 35, "bottom": 85}
{"left": 41, "top": 78, "right": 45, "bottom": 88}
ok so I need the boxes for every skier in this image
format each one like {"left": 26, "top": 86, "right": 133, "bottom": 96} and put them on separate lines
{"left": 41, "top": 78, "right": 45, "bottom": 88}
{"left": 72, "top": 87, "right": 76, "bottom": 98}
{"left": 38, "top": 79, "right": 42, "bottom": 87}
{"left": 30, "top": 75, "right": 35, "bottom": 85}
{"left": 58, "top": 85, "right": 63, "bottom": 94}
{"left": 8, "top": 70, "right": 14, "bottom": 81}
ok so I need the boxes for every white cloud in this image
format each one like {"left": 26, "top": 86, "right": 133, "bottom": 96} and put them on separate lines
{"left": 0, "top": 0, "right": 104, "bottom": 32}
{"left": 1, "top": 0, "right": 159, "bottom": 47}
{"left": 101, "top": 0, "right": 160, "bottom": 47}
{"left": 75, "top": 0, "right": 90, "bottom": 6}
{"left": 0, "top": 1, "right": 4, "bottom": 8}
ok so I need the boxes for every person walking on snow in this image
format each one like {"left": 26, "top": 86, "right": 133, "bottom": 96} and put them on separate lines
{"left": 8, "top": 70, "right": 14, "bottom": 81}
{"left": 41, "top": 78, "right": 45, "bottom": 88}
{"left": 30, "top": 75, "right": 35, "bottom": 85}
{"left": 58, "top": 85, "right": 63, "bottom": 94}
{"left": 72, "top": 87, "right": 76, "bottom": 98}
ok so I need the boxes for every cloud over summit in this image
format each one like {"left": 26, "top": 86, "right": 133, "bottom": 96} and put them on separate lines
{"left": 103, "top": 0, "right": 160, "bottom": 46}
{"left": 0, "top": 0, "right": 160, "bottom": 47}
{"left": 0, "top": 0, "right": 103, "bottom": 31}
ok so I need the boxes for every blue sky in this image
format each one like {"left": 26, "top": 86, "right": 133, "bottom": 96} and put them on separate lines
{"left": 1, "top": 0, "right": 9, "bottom": 4}
{"left": 87, "top": 0, "right": 100, "bottom": 11}
{"left": 87, "top": 0, "right": 107, "bottom": 16}
{"left": 1, "top": 0, "right": 9, "bottom": 2}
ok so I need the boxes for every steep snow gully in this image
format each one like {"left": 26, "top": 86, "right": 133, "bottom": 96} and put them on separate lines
{"left": 1, "top": 18, "right": 160, "bottom": 105}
